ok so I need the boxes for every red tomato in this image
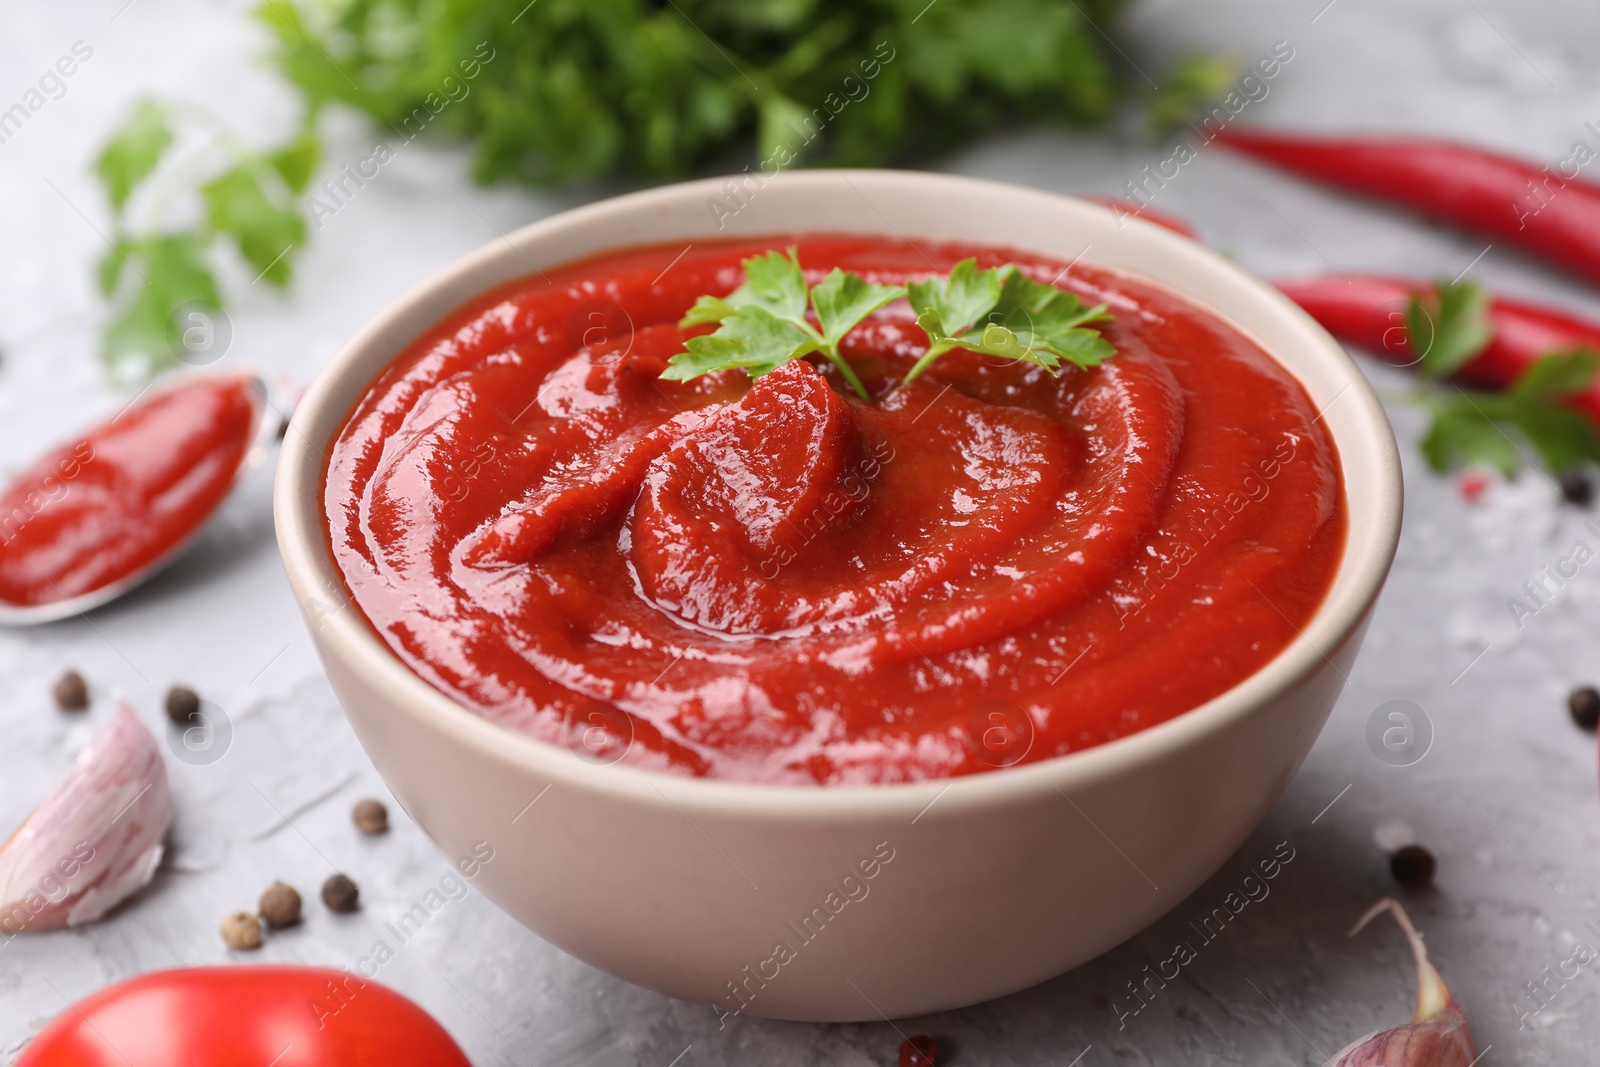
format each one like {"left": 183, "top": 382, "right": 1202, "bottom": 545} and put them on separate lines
{"left": 16, "top": 966, "right": 473, "bottom": 1066}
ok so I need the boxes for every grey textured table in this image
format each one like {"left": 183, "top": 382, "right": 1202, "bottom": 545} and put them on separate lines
{"left": 4, "top": 1, "right": 1600, "bottom": 1063}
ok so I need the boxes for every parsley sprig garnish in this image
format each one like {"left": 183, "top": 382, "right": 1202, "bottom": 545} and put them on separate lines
{"left": 661, "top": 250, "right": 1115, "bottom": 396}
{"left": 1406, "top": 280, "right": 1600, "bottom": 476}
{"left": 662, "top": 249, "right": 900, "bottom": 398}
{"left": 905, "top": 258, "right": 1114, "bottom": 382}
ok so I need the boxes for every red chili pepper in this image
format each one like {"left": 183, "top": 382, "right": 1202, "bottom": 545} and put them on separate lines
{"left": 1080, "top": 195, "right": 1202, "bottom": 241}
{"left": 1218, "top": 129, "right": 1600, "bottom": 287}
{"left": 15, "top": 966, "right": 473, "bottom": 1067}
{"left": 1274, "top": 274, "right": 1600, "bottom": 426}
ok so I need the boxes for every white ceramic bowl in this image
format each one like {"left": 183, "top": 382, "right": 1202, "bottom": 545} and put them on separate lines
{"left": 274, "top": 170, "right": 1401, "bottom": 1022}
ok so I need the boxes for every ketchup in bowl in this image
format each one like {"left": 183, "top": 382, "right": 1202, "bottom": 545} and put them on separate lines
{"left": 323, "top": 237, "right": 1344, "bottom": 784}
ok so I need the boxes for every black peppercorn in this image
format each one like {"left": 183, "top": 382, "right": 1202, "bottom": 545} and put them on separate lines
{"left": 1569, "top": 686, "right": 1600, "bottom": 731}
{"left": 352, "top": 798, "right": 389, "bottom": 835}
{"left": 259, "top": 881, "right": 302, "bottom": 929}
{"left": 53, "top": 670, "right": 89, "bottom": 711}
{"left": 165, "top": 685, "right": 201, "bottom": 724}
{"left": 1561, "top": 469, "right": 1593, "bottom": 507}
{"left": 1390, "top": 845, "right": 1436, "bottom": 890}
{"left": 322, "top": 873, "right": 360, "bottom": 913}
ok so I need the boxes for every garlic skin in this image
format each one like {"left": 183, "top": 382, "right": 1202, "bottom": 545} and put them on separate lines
{"left": 1324, "top": 898, "right": 1475, "bottom": 1067}
{"left": 0, "top": 703, "right": 174, "bottom": 932}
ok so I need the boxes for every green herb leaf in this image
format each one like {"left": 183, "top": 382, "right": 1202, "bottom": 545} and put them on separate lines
{"left": 664, "top": 249, "right": 898, "bottom": 398}
{"left": 810, "top": 268, "right": 903, "bottom": 348}
{"left": 679, "top": 294, "right": 738, "bottom": 328}
{"left": 269, "top": 127, "right": 321, "bottom": 193}
{"left": 1417, "top": 348, "right": 1600, "bottom": 476}
{"left": 95, "top": 99, "right": 174, "bottom": 214}
{"left": 1511, "top": 347, "right": 1600, "bottom": 402}
{"left": 201, "top": 164, "right": 307, "bottom": 287}
{"left": 1406, "top": 280, "right": 1493, "bottom": 380}
{"left": 90, "top": 96, "right": 323, "bottom": 383}
{"left": 663, "top": 251, "right": 1115, "bottom": 398}
{"left": 726, "top": 247, "right": 810, "bottom": 320}
{"left": 756, "top": 95, "right": 812, "bottom": 165}
{"left": 657, "top": 334, "right": 748, "bottom": 381}
{"left": 1511, "top": 348, "right": 1600, "bottom": 473}
{"left": 101, "top": 234, "right": 222, "bottom": 378}
{"left": 96, "top": 240, "right": 135, "bottom": 300}
{"left": 1516, "top": 404, "right": 1600, "bottom": 475}
{"left": 906, "top": 258, "right": 1003, "bottom": 342}
{"left": 662, "top": 306, "right": 819, "bottom": 382}
{"left": 1418, "top": 394, "right": 1520, "bottom": 477}
{"left": 905, "top": 260, "right": 1114, "bottom": 381}
{"left": 982, "top": 267, "right": 1115, "bottom": 367}
{"left": 1148, "top": 53, "right": 1240, "bottom": 138}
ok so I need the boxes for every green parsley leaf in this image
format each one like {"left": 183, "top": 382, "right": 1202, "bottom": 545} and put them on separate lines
{"left": 90, "top": 97, "right": 318, "bottom": 382}
{"left": 726, "top": 248, "right": 810, "bottom": 320}
{"left": 1418, "top": 394, "right": 1520, "bottom": 477}
{"left": 657, "top": 335, "right": 749, "bottom": 381}
{"left": 269, "top": 127, "right": 321, "bottom": 193}
{"left": 1512, "top": 346, "right": 1600, "bottom": 402}
{"left": 665, "top": 249, "right": 896, "bottom": 398}
{"left": 985, "top": 267, "right": 1115, "bottom": 366}
{"left": 810, "top": 269, "right": 904, "bottom": 348}
{"left": 664, "top": 305, "right": 820, "bottom": 382}
{"left": 1148, "top": 53, "right": 1240, "bottom": 138}
{"left": 202, "top": 164, "right": 307, "bottom": 287}
{"left": 1417, "top": 348, "right": 1600, "bottom": 476}
{"left": 96, "top": 239, "right": 135, "bottom": 300}
{"left": 906, "top": 258, "right": 1003, "bottom": 344}
{"left": 95, "top": 99, "right": 174, "bottom": 214}
{"left": 1517, "top": 404, "right": 1600, "bottom": 475}
{"left": 1511, "top": 348, "right": 1600, "bottom": 473}
{"left": 757, "top": 94, "right": 813, "bottom": 165}
{"left": 678, "top": 294, "right": 738, "bottom": 328}
{"left": 101, "top": 234, "right": 222, "bottom": 379}
{"left": 1406, "top": 280, "right": 1493, "bottom": 380}
{"left": 662, "top": 252, "right": 1117, "bottom": 398}
{"left": 905, "top": 259, "right": 1114, "bottom": 381}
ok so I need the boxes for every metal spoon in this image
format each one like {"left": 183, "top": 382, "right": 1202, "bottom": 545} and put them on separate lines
{"left": 0, "top": 368, "right": 281, "bottom": 626}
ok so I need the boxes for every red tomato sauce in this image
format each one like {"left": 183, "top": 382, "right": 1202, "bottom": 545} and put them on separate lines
{"left": 0, "top": 375, "right": 257, "bottom": 607}
{"left": 324, "top": 237, "right": 1345, "bottom": 784}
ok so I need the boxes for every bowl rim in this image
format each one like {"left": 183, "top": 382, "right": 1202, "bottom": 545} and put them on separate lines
{"left": 273, "top": 168, "right": 1402, "bottom": 817}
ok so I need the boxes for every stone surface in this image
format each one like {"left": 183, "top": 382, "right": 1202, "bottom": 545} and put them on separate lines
{"left": 4, "top": 0, "right": 1600, "bottom": 1062}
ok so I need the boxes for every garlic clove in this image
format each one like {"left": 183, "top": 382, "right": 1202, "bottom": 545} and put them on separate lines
{"left": 1324, "top": 897, "right": 1476, "bottom": 1067}
{"left": 0, "top": 703, "right": 174, "bottom": 933}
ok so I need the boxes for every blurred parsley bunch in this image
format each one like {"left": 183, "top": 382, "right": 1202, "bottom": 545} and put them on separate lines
{"left": 93, "top": 0, "right": 1133, "bottom": 377}
{"left": 262, "top": 0, "right": 1129, "bottom": 183}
